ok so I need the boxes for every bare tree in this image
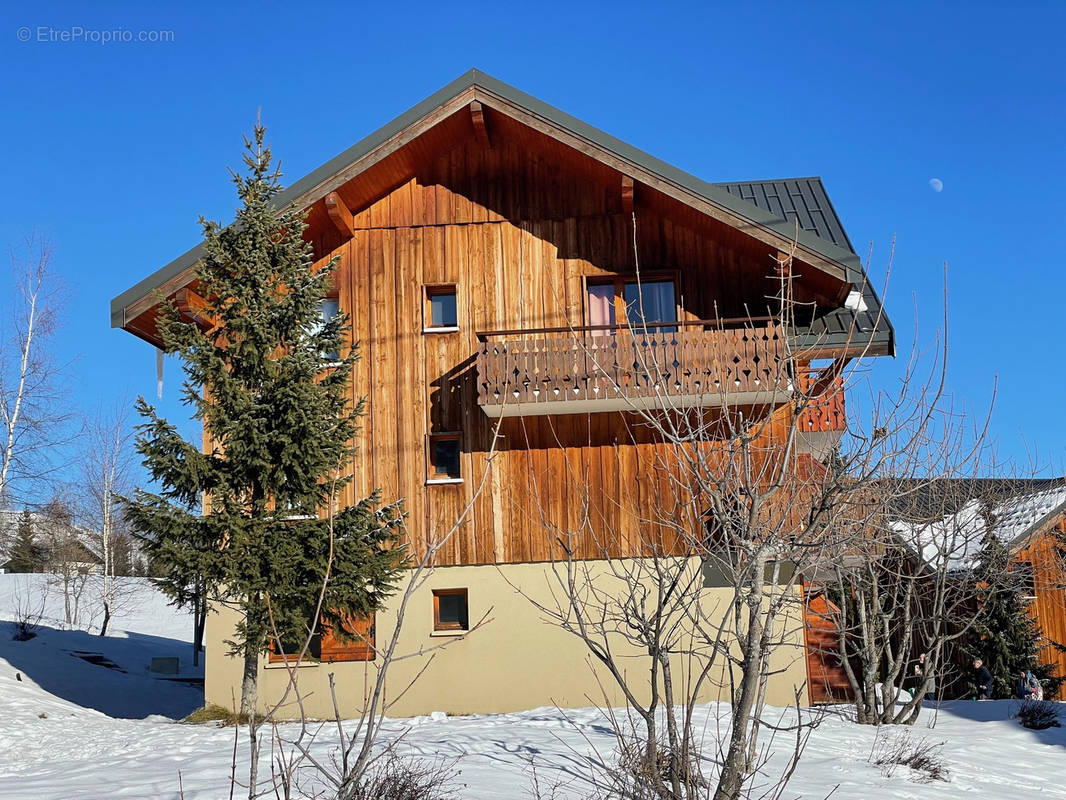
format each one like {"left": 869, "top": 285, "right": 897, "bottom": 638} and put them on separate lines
{"left": 0, "top": 235, "right": 70, "bottom": 505}
{"left": 491, "top": 246, "right": 989, "bottom": 798}
{"left": 79, "top": 404, "right": 139, "bottom": 636}
{"left": 823, "top": 471, "right": 1031, "bottom": 725}
{"left": 226, "top": 425, "right": 504, "bottom": 800}
{"left": 39, "top": 498, "right": 95, "bottom": 628}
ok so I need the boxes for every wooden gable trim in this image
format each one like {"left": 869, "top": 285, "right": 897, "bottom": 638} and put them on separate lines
{"left": 324, "top": 191, "right": 355, "bottom": 238}
{"left": 1009, "top": 507, "right": 1066, "bottom": 557}
{"left": 470, "top": 100, "right": 491, "bottom": 148}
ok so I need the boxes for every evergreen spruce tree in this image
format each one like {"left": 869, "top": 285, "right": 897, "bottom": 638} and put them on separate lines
{"left": 7, "top": 510, "right": 40, "bottom": 572}
{"left": 123, "top": 124, "right": 406, "bottom": 726}
{"left": 962, "top": 531, "right": 1060, "bottom": 698}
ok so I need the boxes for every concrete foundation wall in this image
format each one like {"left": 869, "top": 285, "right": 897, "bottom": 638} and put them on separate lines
{"left": 204, "top": 559, "right": 810, "bottom": 719}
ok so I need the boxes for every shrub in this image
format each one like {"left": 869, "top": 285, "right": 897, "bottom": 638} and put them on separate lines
{"left": 182, "top": 704, "right": 248, "bottom": 726}
{"left": 589, "top": 734, "right": 707, "bottom": 799}
{"left": 345, "top": 753, "right": 461, "bottom": 800}
{"left": 873, "top": 734, "right": 949, "bottom": 783}
{"left": 1013, "top": 700, "right": 1062, "bottom": 730}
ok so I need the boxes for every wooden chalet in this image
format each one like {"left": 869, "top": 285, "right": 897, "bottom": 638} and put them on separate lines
{"left": 110, "top": 70, "right": 893, "bottom": 716}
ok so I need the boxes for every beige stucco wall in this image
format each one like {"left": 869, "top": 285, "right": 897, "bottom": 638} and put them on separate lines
{"left": 204, "top": 559, "right": 810, "bottom": 719}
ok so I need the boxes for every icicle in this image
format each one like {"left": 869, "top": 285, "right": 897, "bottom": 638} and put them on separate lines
{"left": 156, "top": 348, "right": 164, "bottom": 399}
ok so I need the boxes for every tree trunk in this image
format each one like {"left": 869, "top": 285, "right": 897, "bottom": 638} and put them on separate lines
{"left": 240, "top": 644, "right": 259, "bottom": 799}
{"left": 192, "top": 595, "right": 206, "bottom": 667}
{"left": 99, "top": 601, "right": 111, "bottom": 637}
{"left": 715, "top": 572, "right": 766, "bottom": 800}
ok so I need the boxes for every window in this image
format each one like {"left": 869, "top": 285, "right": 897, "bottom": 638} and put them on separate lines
{"left": 427, "top": 433, "right": 462, "bottom": 482}
{"left": 425, "top": 285, "right": 458, "bottom": 330}
{"left": 317, "top": 298, "right": 341, "bottom": 362}
{"left": 585, "top": 276, "right": 677, "bottom": 333}
{"left": 433, "top": 588, "right": 469, "bottom": 632}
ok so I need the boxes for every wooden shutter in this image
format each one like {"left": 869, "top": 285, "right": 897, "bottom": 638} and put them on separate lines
{"left": 319, "top": 611, "right": 375, "bottom": 662}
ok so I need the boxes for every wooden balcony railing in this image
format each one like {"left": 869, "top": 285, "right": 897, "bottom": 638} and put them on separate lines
{"left": 798, "top": 375, "right": 846, "bottom": 434}
{"left": 475, "top": 319, "right": 790, "bottom": 417}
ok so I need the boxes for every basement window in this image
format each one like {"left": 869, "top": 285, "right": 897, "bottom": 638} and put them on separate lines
{"left": 427, "top": 433, "right": 462, "bottom": 483}
{"left": 433, "top": 588, "right": 469, "bottom": 632}
{"left": 425, "top": 285, "right": 458, "bottom": 331}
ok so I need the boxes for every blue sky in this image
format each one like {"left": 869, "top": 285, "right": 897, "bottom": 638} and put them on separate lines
{"left": 1, "top": 1, "right": 1063, "bottom": 494}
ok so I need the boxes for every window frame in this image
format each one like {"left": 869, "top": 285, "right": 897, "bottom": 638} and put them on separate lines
{"left": 315, "top": 296, "right": 343, "bottom": 365}
{"left": 426, "top": 431, "right": 463, "bottom": 484}
{"left": 432, "top": 588, "right": 469, "bottom": 633}
{"left": 423, "top": 283, "right": 460, "bottom": 333}
{"left": 583, "top": 272, "right": 680, "bottom": 331}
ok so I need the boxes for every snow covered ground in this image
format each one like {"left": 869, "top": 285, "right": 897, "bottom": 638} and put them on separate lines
{"left": 1, "top": 573, "right": 1064, "bottom": 799}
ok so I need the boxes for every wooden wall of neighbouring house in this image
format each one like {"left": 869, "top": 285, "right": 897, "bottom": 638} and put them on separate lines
{"left": 298, "top": 135, "right": 812, "bottom": 567}
{"left": 1014, "top": 519, "right": 1066, "bottom": 684}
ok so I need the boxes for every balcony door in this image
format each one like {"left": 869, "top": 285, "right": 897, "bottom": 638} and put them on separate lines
{"left": 586, "top": 276, "right": 677, "bottom": 334}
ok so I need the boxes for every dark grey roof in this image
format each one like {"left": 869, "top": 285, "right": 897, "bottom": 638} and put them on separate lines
{"left": 717, "top": 178, "right": 893, "bottom": 356}
{"left": 110, "top": 70, "right": 893, "bottom": 356}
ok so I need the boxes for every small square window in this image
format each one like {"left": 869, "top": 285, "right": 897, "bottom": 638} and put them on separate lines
{"left": 428, "top": 433, "right": 461, "bottom": 480}
{"left": 433, "top": 588, "right": 469, "bottom": 631}
{"left": 426, "top": 286, "right": 458, "bottom": 329}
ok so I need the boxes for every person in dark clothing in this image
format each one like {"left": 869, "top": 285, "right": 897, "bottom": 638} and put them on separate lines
{"left": 1017, "top": 669, "right": 1041, "bottom": 700}
{"left": 973, "top": 658, "right": 993, "bottom": 700}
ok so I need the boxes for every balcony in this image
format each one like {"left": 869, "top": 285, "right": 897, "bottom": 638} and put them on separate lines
{"left": 796, "top": 373, "right": 846, "bottom": 460}
{"left": 475, "top": 319, "right": 790, "bottom": 418}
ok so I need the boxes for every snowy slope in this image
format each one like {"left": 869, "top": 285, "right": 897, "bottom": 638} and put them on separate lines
{"left": 1, "top": 575, "right": 1065, "bottom": 799}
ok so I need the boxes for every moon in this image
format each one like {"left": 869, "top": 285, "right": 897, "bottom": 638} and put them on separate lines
{"left": 929, "top": 178, "right": 944, "bottom": 193}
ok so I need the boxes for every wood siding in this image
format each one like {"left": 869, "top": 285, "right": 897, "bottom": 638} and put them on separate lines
{"left": 1014, "top": 520, "right": 1066, "bottom": 683}
{"left": 300, "top": 135, "right": 810, "bottom": 567}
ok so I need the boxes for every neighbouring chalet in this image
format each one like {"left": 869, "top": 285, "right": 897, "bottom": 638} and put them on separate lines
{"left": 0, "top": 508, "right": 103, "bottom": 575}
{"left": 109, "top": 70, "right": 893, "bottom": 717}
{"left": 803, "top": 479, "right": 1066, "bottom": 703}
{"left": 897, "top": 479, "right": 1066, "bottom": 688}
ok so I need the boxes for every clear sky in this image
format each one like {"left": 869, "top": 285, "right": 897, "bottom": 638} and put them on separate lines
{"left": 1, "top": 1, "right": 1064, "bottom": 495}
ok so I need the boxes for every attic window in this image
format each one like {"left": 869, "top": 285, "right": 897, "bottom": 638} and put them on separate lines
{"left": 317, "top": 298, "right": 341, "bottom": 362}
{"left": 425, "top": 285, "right": 458, "bottom": 331}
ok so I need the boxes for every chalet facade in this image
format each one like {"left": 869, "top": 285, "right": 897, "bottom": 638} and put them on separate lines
{"left": 110, "top": 71, "right": 892, "bottom": 717}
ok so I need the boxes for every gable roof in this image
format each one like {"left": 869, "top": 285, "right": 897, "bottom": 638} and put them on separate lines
{"left": 110, "top": 69, "right": 892, "bottom": 356}
{"left": 886, "top": 478, "right": 1066, "bottom": 571}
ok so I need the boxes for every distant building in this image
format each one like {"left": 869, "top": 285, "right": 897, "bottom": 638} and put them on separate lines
{"left": 0, "top": 508, "right": 103, "bottom": 575}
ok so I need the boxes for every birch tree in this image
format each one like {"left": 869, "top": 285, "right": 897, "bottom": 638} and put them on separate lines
{"left": 0, "top": 235, "right": 67, "bottom": 505}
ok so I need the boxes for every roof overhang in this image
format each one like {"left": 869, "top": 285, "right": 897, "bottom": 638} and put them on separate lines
{"left": 111, "top": 69, "right": 876, "bottom": 349}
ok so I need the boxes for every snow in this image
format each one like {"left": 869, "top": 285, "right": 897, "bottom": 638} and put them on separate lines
{"left": 844, "top": 289, "right": 869, "bottom": 312}
{"left": 2, "top": 574, "right": 1065, "bottom": 799}
{"left": 892, "top": 484, "right": 1066, "bottom": 572}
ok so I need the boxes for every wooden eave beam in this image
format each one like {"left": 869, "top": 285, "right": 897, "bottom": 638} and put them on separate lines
{"left": 470, "top": 100, "right": 491, "bottom": 148}
{"left": 173, "top": 287, "right": 215, "bottom": 330}
{"left": 621, "top": 175, "right": 634, "bottom": 217}
{"left": 324, "top": 191, "right": 355, "bottom": 238}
